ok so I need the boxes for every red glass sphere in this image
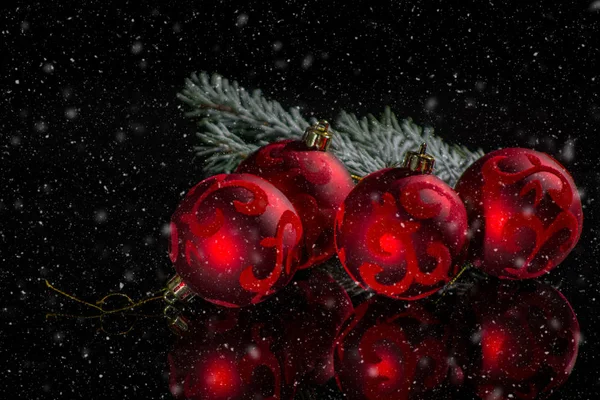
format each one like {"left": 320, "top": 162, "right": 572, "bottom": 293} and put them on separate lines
{"left": 169, "top": 173, "right": 303, "bottom": 307}
{"left": 449, "top": 281, "right": 580, "bottom": 400}
{"left": 334, "top": 299, "right": 450, "bottom": 400}
{"left": 335, "top": 167, "right": 468, "bottom": 300}
{"left": 236, "top": 139, "right": 354, "bottom": 269}
{"left": 455, "top": 148, "right": 583, "bottom": 279}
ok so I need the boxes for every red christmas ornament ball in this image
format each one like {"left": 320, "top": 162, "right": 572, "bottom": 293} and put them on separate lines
{"left": 236, "top": 134, "right": 354, "bottom": 270}
{"left": 455, "top": 148, "right": 583, "bottom": 279}
{"left": 335, "top": 165, "right": 468, "bottom": 300}
{"left": 449, "top": 281, "right": 580, "bottom": 400}
{"left": 334, "top": 298, "right": 450, "bottom": 400}
{"left": 169, "top": 173, "right": 303, "bottom": 307}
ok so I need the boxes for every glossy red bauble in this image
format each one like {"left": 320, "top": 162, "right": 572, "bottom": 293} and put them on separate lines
{"left": 169, "top": 173, "right": 303, "bottom": 307}
{"left": 455, "top": 148, "right": 583, "bottom": 279}
{"left": 335, "top": 167, "right": 468, "bottom": 300}
{"left": 334, "top": 299, "right": 449, "bottom": 400}
{"left": 236, "top": 139, "right": 354, "bottom": 269}
{"left": 449, "top": 281, "right": 580, "bottom": 400}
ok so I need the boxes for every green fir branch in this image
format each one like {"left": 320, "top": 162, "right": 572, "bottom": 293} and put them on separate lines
{"left": 178, "top": 71, "right": 484, "bottom": 184}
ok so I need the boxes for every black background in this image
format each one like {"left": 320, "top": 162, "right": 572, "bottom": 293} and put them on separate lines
{"left": 2, "top": 1, "right": 600, "bottom": 399}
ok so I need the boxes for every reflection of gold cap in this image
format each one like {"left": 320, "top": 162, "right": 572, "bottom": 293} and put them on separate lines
{"left": 402, "top": 143, "right": 435, "bottom": 174}
{"left": 164, "top": 304, "right": 190, "bottom": 335}
{"left": 163, "top": 274, "right": 196, "bottom": 334}
{"left": 303, "top": 120, "right": 332, "bottom": 151}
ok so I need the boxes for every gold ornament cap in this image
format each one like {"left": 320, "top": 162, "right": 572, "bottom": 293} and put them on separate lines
{"left": 162, "top": 274, "right": 195, "bottom": 335}
{"left": 163, "top": 274, "right": 195, "bottom": 304}
{"left": 402, "top": 143, "right": 435, "bottom": 174}
{"left": 302, "top": 120, "right": 333, "bottom": 151}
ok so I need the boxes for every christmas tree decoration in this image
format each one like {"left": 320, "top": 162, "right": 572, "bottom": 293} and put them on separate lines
{"left": 449, "top": 280, "right": 580, "bottom": 400}
{"left": 236, "top": 120, "right": 355, "bottom": 270}
{"left": 454, "top": 148, "right": 583, "bottom": 279}
{"left": 168, "top": 173, "right": 303, "bottom": 309}
{"left": 334, "top": 298, "right": 450, "bottom": 400}
{"left": 335, "top": 144, "right": 468, "bottom": 300}
{"left": 168, "top": 315, "right": 288, "bottom": 400}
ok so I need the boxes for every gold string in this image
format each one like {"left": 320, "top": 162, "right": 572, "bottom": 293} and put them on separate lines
{"left": 434, "top": 264, "right": 471, "bottom": 304}
{"left": 46, "top": 313, "right": 102, "bottom": 319}
{"left": 45, "top": 280, "right": 104, "bottom": 312}
{"left": 447, "top": 263, "right": 471, "bottom": 287}
{"left": 96, "top": 293, "right": 165, "bottom": 315}
{"left": 44, "top": 280, "right": 166, "bottom": 334}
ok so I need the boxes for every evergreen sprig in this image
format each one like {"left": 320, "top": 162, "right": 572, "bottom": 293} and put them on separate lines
{"left": 177, "top": 71, "right": 485, "bottom": 300}
{"left": 177, "top": 71, "right": 484, "bottom": 186}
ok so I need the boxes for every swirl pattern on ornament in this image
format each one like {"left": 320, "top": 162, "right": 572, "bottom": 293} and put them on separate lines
{"left": 170, "top": 174, "right": 302, "bottom": 307}
{"left": 254, "top": 140, "right": 333, "bottom": 186}
{"left": 240, "top": 209, "right": 303, "bottom": 303}
{"left": 481, "top": 154, "right": 580, "bottom": 277}
{"left": 340, "top": 175, "right": 461, "bottom": 300}
{"left": 238, "top": 139, "right": 354, "bottom": 270}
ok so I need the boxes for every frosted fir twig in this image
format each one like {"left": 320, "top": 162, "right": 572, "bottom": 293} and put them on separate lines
{"left": 333, "top": 108, "right": 485, "bottom": 185}
{"left": 178, "top": 71, "right": 311, "bottom": 138}
{"left": 178, "top": 71, "right": 484, "bottom": 185}
{"left": 192, "top": 121, "right": 261, "bottom": 174}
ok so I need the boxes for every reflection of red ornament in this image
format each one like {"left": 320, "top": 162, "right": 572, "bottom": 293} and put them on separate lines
{"left": 279, "top": 270, "right": 354, "bottom": 388}
{"left": 449, "top": 281, "right": 580, "bottom": 400}
{"left": 236, "top": 121, "right": 354, "bottom": 270}
{"left": 168, "top": 317, "right": 287, "bottom": 400}
{"left": 169, "top": 173, "right": 303, "bottom": 307}
{"left": 455, "top": 148, "right": 583, "bottom": 279}
{"left": 335, "top": 145, "right": 468, "bottom": 300}
{"left": 334, "top": 298, "right": 449, "bottom": 400}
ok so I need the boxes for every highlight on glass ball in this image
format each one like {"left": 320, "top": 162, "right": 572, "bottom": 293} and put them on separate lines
{"left": 335, "top": 144, "right": 468, "bottom": 300}
{"left": 448, "top": 280, "right": 580, "bottom": 400}
{"left": 237, "top": 120, "right": 354, "bottom": 270}
{"left": 168, "top": 173, "right": 303, "bottom": 308}
{"left": 455, "top": 147, "right": 583, "bottom": 280}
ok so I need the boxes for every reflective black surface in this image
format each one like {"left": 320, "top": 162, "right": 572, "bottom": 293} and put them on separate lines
{"left": 3, "top": 1, "right": 600, "bottom": 399}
